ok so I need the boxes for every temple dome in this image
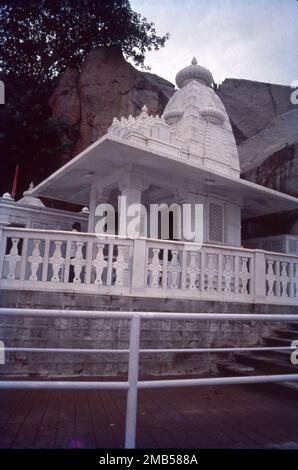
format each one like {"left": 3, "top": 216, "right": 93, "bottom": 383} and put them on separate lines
{"left": 109, "top": 58, "right": 240, "bottom": 179}
{"left": 175, "top": 57, "right": 214, "bottom": 88}
{"left": 163, "top": 58, "right": 240, "bottom": 178}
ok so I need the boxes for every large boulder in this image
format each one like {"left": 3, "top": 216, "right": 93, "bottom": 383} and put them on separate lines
{"left": 217, "top": 78, "right": 296, "bottom": 141}
{"left": 217, "top": 78, "right": 298, "bottom": 199}
{"left": 49, "top": 47, "right": 175, "bottom": 156}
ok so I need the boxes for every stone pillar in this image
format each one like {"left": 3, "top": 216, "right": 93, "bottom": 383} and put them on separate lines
{"left": 88, "top": 186, "right": 111, "bottom": 233}
{"left": 225, "top": 202, "right": 242, "bottom": 247}
{"left": 118, "top": 173, "right": 148, "bottom": 238}
{"left": 131, "top": 238, "right": 147, "bottom": 294}
{"left": 174, "top": 190, "right": 204, "bottom": 243}
{"left": 254, "top": 250, "right": 266, "bottom": 302}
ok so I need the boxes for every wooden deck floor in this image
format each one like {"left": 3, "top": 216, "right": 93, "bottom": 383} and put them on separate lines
{"left": 0, "top": 384, "right": 297, "bottom": 449}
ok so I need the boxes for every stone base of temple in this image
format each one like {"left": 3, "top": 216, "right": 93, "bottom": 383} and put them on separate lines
{"left": 1, "top": 290, "right": 295, "bottom": 378}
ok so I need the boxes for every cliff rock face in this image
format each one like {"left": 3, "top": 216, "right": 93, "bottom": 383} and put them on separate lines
{"left": 49, "top": 47, "right": 175, "bottom": 156}
{"left": 217, "top": 79, "right": 298, "bottom": 197}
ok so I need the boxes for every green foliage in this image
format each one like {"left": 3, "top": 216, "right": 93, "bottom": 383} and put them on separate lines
{"left": 0, "top": 0, "right": 169, "bottom": 82}
{"left": 0, "top": 0, "right": 169, "bottom": 197}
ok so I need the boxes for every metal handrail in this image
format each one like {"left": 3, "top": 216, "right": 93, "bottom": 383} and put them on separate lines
{"left": 0, "top": 308, "right": 298, "bottom": 448}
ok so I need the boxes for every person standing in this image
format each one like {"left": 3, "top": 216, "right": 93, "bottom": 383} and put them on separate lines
{"left": 69, "top": 222, "right": 81, "bottom": 282}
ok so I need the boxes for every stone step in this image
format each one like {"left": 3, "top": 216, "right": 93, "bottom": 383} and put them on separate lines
{"left": 261, "top": 349, "right": 293, "bottom": 361}
{"left": 263, "top": 336, "right": 295, "bottom": 347}
{"left": 217, "top": 361, "right": 255, "bottom": 376}
{"left": 273, "top": 329, "right": 298, "bottom": 340}
{"left": 217, "top": 357, "right": 298, "bottom": 395}
{"left": 279, "top": 381, "right": 298, "bottom": 392}
{"left": 234, "top": 352, "right": 298, "bottom": 375}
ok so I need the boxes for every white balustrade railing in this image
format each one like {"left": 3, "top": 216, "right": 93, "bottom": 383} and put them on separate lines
{"left": 146, "top": 240, "right": 254, "bottom": 300}
{"left": 0, "top": 227, "right": 297, "bottom": 304}
{"left": 265, "top": 253, "right": 298, "bottom": 301}
{"left": 0, "top": 227, "right": 133, "bottom": 294}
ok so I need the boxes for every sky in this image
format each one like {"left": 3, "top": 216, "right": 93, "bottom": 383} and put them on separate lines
{"left": 130, "top": 0, "right": 298, "bottom": 86}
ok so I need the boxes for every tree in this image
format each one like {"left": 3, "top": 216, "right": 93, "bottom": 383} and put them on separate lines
{"left": 0, "top": 0, "right": 169, "bottom": 83}
{"left": 0, "top": 0, "right": 169, "bottom": 198}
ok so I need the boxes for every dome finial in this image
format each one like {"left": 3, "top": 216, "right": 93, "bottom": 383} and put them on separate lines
{"left": 175, "top": 57, "right": 214, "bottom": 89}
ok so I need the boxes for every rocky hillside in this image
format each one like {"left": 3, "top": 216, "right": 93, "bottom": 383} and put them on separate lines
{"left": 217, "top": 79, "right": 298, "bottom": 198}
{"left": 50, "top": 48, "right": 298, "bottom": 200}
{"left": 49, "top": 47, "right": 175, "bottom": 157}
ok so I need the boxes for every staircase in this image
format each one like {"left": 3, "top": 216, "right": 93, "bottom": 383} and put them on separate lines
{"left": 218, "top": 322, "right": 298, "bottom": 391}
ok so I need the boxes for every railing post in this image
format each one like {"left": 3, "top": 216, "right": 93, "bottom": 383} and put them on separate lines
{"left": 254, "top": 250, "right": 266, "bottom": 302}
{"left": 131, "top": 239, "right": 147, "bottom": 294}
{"left": 125, "top": 315, "right": 141, "bottom": 449}
{"left": 0, "top": 224, "right": 8, "bottom": 280}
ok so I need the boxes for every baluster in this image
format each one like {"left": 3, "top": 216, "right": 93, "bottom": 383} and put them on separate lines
{"left": 294, "top": 263, "right": 298, "bottom": 297}
{"left": 28, "top": 239, "right": 43, "bottom": 281}
{"left": 168, "top": 250, "right": 181, "bottom": 289}
{"left": 162, "top": 249, "right": 168, "bottom": 289}
{"left": 187, "top": 252, "right": 200, "bottom": 290}
{"left": 181, "top": 250, "right": 187, "bottom": 290}
{"left": 234, "top": 255, "right": 240, "bottom": 294}
{"left": 200, "top": 251, "right": 205, "bottom": 292}
{"left": 41, "top": 239, "right": 50, "bottom": 282}
{"left": 113, "top": 245, "right": 128, "bottom": 287}
{"left": 71, "top": 241, "right": 86, "bottom": 284}
{"left": 148, "top": 248, "right": 162, "bottom": 288}
{"left": 289, "top": 261, "right": 294, "bottom": 298}
{"left": 206, "top": 253, "right": 217, "bottom": 292}
{"left": 223, "top": 255, "right": 233, "bottom": 292}
{"left": 106, "top": 244, "right": 113, "bottom": 286}
{"left": 19, "top": 238, "right": 28, "bottom": 281}
{"left": 280, "top": 261, "right": 289, "bottom": 297}
{"left": 239, "top": 257, "right": 250, "bottom": 294}
{"left": 217, "top": 253, "right": 223, "bottom": 293}
{"left": 49, "top": 241, "right": 64, "bottom": 282}
{"left": 275, "top": 261, "right": 281, "bottom": 297}
{"left": 84, "top": 241, "right": 93, "bottom": 285}
{"left": 266, "top": 260, "right": 275, "bottom": 296}
{"left": 5, "top": 238, "right": 21, "bottom": 280}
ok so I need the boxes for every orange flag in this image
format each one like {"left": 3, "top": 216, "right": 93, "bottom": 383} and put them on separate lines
{"left": 11, "top": 164, "right": 19, "bottom": 199}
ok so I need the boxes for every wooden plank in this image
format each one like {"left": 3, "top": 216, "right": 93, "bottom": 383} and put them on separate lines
{"left": 88, "top": 390, "right": 119, "bottom": 448}
{"left": 54, "top": 390, "right": 76, "bottom": 449}
{"left": 161, "top": 386, "right": 249, "bottom": 448}
{"left": 0, "top": 384, "right": 297, "bottom": 449}
{"left": 143, "top": 388, "right": 221, "bottom": 448}
{"left": 112, "top": 389, "right": 159, "bottom": 448}
{"left": 99, "top": 390, "right": 125, "bottom": 448}
{"left": 12, "top": 390, "right": 50, "bottom": 448}
{"left": 0, "top": 390, "right": 26, "bottom": 424}
{"left": 32, "top": 390, "right": 62, "bottom": 449}
{"left": 1, "top": 390, "right": 38, "bottom": 448}
{"left": 73, "top": 390, "right": 96, "bottom": 449}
